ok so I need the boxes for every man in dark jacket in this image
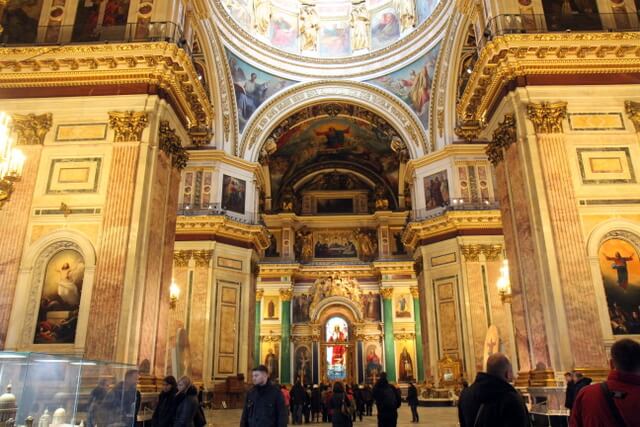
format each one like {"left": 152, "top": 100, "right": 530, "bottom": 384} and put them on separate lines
{"left": 571, "top": 372, "right": 592, "bottom": 402}
{"left": 458, "top": 353, "right": 530, "bottom": 427}
{"left": 570, "top": 338, "right": 640, "bottom": 427}
{"left": 407, "top": 382, "right": 419, "bottom": 422}
{"left": 372, "top": 372, "right": 401, "bottom": 427}
{"left": 152, "top": 376, "right": 178, "bottom": 427}
{"left": 173, "top": 377, "right": 201, "bottom": 427}
{"left": 290, "top": 380, "right": 306, "bottom": 424}
{"left": 564, "top": 372, "right": 576, "bottom": 411}
{"left": 240, "top": 365, "right": 288, "bottom": 427}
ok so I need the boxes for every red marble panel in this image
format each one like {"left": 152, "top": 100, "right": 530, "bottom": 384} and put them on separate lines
{"left": 465, "top": 262, "right": 488, "bottom": 371}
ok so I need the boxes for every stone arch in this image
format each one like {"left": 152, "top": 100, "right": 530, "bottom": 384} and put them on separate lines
{"left": 5, "top": 229, "right": 97, "bottom": 352}
{"left": 311, "top": 296, "right": 363, "bottom": 324}
{"left": 239, "top": 81, "right": 428, "bottom": 161}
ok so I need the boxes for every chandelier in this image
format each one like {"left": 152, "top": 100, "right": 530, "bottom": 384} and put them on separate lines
{"left": 0, "top": 112, "right": 25, "bottom": 208}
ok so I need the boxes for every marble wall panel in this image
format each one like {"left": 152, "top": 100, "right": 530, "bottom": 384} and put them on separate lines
{"left": 465, "top": 262, "right": 487, "bottom": 371}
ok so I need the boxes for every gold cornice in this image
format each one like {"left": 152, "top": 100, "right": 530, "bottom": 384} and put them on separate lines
{"left": 405, "top": 144, "right": 489, "bottom": 179}
{"left": 402, "top": 210, "right": 503, "bottom": 250}
{"left": 0, "top": 43, "right": 213, "bottom": 137}
{"left": 176, "top": 215, "right": 270, "bottom": 251}
{"left": 372, "top": 261, "right": 416, "bottom": 276}
{"left": 486, "top": 113, "right": 517, "bottom": 166}
{"left": 625, "top": 101, "right": 640, "bottom": 132}
{"left": 11, "top": 113, "right": 52, "bottom": 145}
{"left": 457, "top": 32, "right": 640, "bottom": 124}
{"left": 526, "top": 102, "right": 567, "bottom": 134}
{"left": 258, "top": 263, "right": 301, "bottom": 277}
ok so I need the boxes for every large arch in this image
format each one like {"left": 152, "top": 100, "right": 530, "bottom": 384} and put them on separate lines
{"left": 239, "top": 81, "right": 429, "bottom": 161}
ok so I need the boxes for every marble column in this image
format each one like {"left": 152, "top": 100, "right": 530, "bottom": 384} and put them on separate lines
{"left": 280, "top": 288, "right": 292, "bottom": 384}
{"left": 255, "top": 289, "right": 264, "bottom": 368}
{"left": 527, "top": 102, "right": 606, "bottom": 368}
{"left": 410, "top": 287, "right": 424, "bottom": 381}
{"left": 381, "top": 287, "right": 397, "bottom": 382}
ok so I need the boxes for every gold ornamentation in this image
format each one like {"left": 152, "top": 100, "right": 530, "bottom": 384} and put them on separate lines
{"left": 159, "top": 120, "right": 189, "bottom": 170}
{"left": 109, "top": 111, "right": 149, "bottom": 142}
{"left": 262, "top": 334, "right": 282, "bottom": 343}
{"left": 486, "top": 113, "right": 517, "bottom": 165}
{"left": 176, "top": 215, "right": 270, "bottom": 251}
{"left": 409, "top": 287, "right": 419, "bottom": 299}
{"left": 174, "top": 250, "right": 191, "bottom": 267}
{"left": 188, "top": 126, "right": 211, "bottom": 147}
{"left": 308, "top": 274, "right": 363, "bottom": 314}
{"left": 380, "top": 287, "right": 394, "bottom": 299}
{"left": 394, "top": 331, "right": 416, "bottom": 340}
{"left": 460, "top": 245, "right": 482, "bottom": 262}
{"left": 192, "top": 250, "right": 213, "bottom": 267}
{"left": 11, "top": 113, "right": 52, "bottom": 145}
{"left": 625, "top": 101, "right": 640, "bottom": 132}
{"left": 0, "top": 0, "right": 7, "bottom": 34}
{"left": 460, "top": 244, "right": 503, "bottom": 262}
{"left": 279, "top": 288, "right": 293, "bottom": 301}
{"left": 454, "top": 120, "right": 483, "bottom": 142}
{"left": 483, "top": 244, "right": 503, "bottom": 261}
{"left": 256, "top": 289, "right": 264, "bottom": 301}
{"left": 437, "top": 110, "right": 444, "bottom": 138}
{"left": 527, "top": 102, "right": 567, "bottom": 134}
{"left": 291, "top": 335, "right": 313, "bottom": 344}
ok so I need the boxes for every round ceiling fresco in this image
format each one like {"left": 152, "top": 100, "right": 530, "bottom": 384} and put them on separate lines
{"left": 222, "top": 0, "right": 441, "bottom": 59}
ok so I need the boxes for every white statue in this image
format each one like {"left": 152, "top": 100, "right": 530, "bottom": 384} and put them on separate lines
{"left": 394, "top": 0, "right": 416, "bottom": 33}
{"left": 253, "top": 0, "right": 272, "bottom": 36}
{"left": 350, "top": 3, "right": 370, "bottom": 51}
{"left": 299, "top": 5, "right": 319, "bottom": 51}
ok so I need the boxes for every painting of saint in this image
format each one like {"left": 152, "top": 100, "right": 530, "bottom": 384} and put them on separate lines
{"left": 367, "top": 43, "right": 440, "bottom": 128}
{"left": 363, "top": 292, "right": 381, "bottom": 321}
{"left": 423, "top": 170, "right": 449, "bottom": 210}
{"left": 326, "top": 317, "right": 348, "bottom": 381}
{"left": 295, "top": 346, "right": 312, "bottom": 385}
{"left": 365, "top": 343, "right": 383, "bottom": 384}
{"left": 292, "top": 294, "right": 311, "bottom": 323}
{"left": 227, "top": 51, "right": 294, "bottom": 132}
{"left": 315, "top": 126, "right": 350, "bottom": 149}
{"left": 395, "top": 294, "right": 412, "bottom": 318}
{"left": 34, "top": 249, "right": 85, "bottom": 344}
{"left": 265, "top": 346, "right": 279, "bottom": 381}
{"left": 72, "top": 0, "right": 130, "bottom": 42}
{"left": 270, "top": 11, "right": 297, "bottom": 51}
{"left": 221, "top": 175, "right": 246, "bottom": 215}
{"left": 319, "top": 22, "right": 350, "bottom": 57}
{"left": 398, "top": 347, "right": 415, "bottom": 382}
{"left": 264, "top": 296, "right": 279, "bottom": 320}
{"left": 599, "top": 237, "right": 640, "bottom": 335}
{"left": 371, "top": 9, "right": 400, "bottom": 50}
{"left": 1, "top": 0, "right": 45, "bottom": 44}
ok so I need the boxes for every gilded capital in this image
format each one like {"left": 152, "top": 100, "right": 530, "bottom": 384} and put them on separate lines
{"left": 483, "top": 244, "right": 503, "bottom": 261}
{"left": 192, "top": 249, "right": 213, "bottom": 267}
{"left": 159, "top": 121, "right": 189, "bottom": 170}
{"left": 256, "top": 289, "right": 264, "bottom": 301}
{"left": 393, "top": 332, "right": 416, "bottom": 341}
{"left": 380, "top": 287, "right": 394, "bottom": 300}
{"left": 11, "top": 113, "right": 52, "bottom": 145}
{"left": 526, "top": 102, "right": 567, "bottom": 134}
{"left": 409, "top": 287, "right": 420, "bottom": 299}
{"left": 486, "top": 113, "right": 517, "bottom": 165}
{"left": 173, "top": 250, "right": 191, "bottom": 267}
{"left": 279, "top": 288, "right": 293, "bottom": 301}
{"left": 461, "top": 245, "right": 481, "bottom": 262}
{"left": 109, "top": 111, "right": 149, "bottom": 142}
{"left": 455, "top": 120, "right": 483, "bottom": 142}
{"left": 625, "top": 101, "right": 640, "bottom": 132}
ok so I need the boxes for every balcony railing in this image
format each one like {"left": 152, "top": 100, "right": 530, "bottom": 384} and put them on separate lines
{"left": 0, "top": 21, "right": 188, "bottom": 53}
{"left": 177, "top": 202, "right": 260, "bottom": 225}
{"left": 481, "top": 12, "right": 640, "bottom": 47}
{"left": 410, "top": 198, "right": 500, "bottom": 222}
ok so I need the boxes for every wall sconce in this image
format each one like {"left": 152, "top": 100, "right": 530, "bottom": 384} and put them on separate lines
{"left": 169, "top": 279, "right": 180, "bottom": 309}
{"left": 496, "top": 259, "right": 512, "bottom": 304}
{"left": 0, "top": 112, "right": 25, "bottom": 209}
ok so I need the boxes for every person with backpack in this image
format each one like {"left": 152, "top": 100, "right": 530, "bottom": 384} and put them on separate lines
{"left": 173, "top": 376, "right": 206, "bottom": 427}
{"left": 329, "top": 382, "right": 353, "bottom": 427}
{"left": 458, "top": 353, "right": 530, "bottom": 427}
{"left": 569, "top": 338, "right": 640, "bottom": 427}
{"left": 407, "top": 382, "right": 419, "bottom": 423}
{"left": 372, "top": 372, "right": 401, "bottom": 427}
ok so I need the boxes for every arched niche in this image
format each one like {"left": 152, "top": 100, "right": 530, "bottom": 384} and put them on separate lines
{"left": 5, "top": 229, "right": 97, "bottom": 353}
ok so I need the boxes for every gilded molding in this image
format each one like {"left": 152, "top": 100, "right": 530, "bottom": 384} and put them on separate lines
{"left": 176, "top": 215, "right": 270, "bottom": 251}
{"left": 454, "top": 120, "right": 484, "bottom": 142}
{"left": 256, "top": 289, "right": 264, "bottom": 301}
{"left": 409, "top": 287, "right": 419, "bottom": 299}
{"left": 279, "top": 288, "right": 293, "bottom": 301}
{"left": 262, "top": 334, "right": 282, "bottom": 343}
{"left": 11, "top": 113, "right": 52, "bottom": 145}
{"left": 625, "top": 101, "right": 640, "bottom": 132}
{"left": 109, "top": 111, "right": 149, "bottom": 142}
{"left": 192, "top": 250, "right": 213, "bottom": 267}
{"left": 457, "top": 33, "right": 640, "bottom": 124}
{"left": 173, "top": 250, "right": 191, "bottom": 267}
{"left": 527, "top": 102, "right": 567, "bottom": 134}
{"left": 393, "top": 332, "right": 416, "bottom": 340}
{"left": 486, "top": 113, "right": 517, "bottom": 166}
{"left": 159, "top": 120, "right": 189, "bottom": 170}
{"left": 461, "top": 244, "right": 503, "bottom": 262}
{"left": 380, "top": 287, "right": 394, "bottom": 300}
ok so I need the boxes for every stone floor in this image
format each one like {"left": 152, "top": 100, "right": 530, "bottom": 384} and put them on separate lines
{"left": 207, "top": 406, "right": 459, "bottom": 426}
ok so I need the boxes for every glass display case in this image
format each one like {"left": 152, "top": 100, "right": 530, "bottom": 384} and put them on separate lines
{"left": 0, "top": 352, "right": 137, "bottom": 427}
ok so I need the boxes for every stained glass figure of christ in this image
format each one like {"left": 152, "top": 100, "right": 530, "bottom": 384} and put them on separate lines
{"left": 326, "top": 317, "right": 348, "bottom": 381}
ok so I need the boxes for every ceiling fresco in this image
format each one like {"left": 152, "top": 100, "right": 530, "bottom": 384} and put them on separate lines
{"left": 265, "top": 103, "right": 401, "bottom": 208}
{"left": 366, "top": 41, "right": 441, "bottom": 129}
{"left": 222, "top": 0, "right": 441, "bottom": 58}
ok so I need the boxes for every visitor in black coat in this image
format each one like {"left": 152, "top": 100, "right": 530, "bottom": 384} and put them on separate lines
{"left": 240, "top": 365, "right": 288, "bottom": 427}
{"left": 152, "top": 376, "right": 178, "bottom": 427}
{"left": 290, "top": 380, "right": 307, "bottom": 424}
{"left": 563, "top": 372, "right": 575, "bottom": 411}
{"left": 571, "top": 372, "right": 592, "bottom": 402}
{"left": 458, "top": 353, "right": 531, "bottom": 427}
{"left": 361, "top": 384, "right": 373, "bottom": 416}
{"left": 407, "top": 382, "right": 419, "bottom": 422}
{"left": 329, "top": 382, "right": 352, "bottom": 427}
{"left": 311, "top": 385, "right": 322, "bottom": 422}
{"left": 173, "top": 377, "right": 201, "bottom": 427}
{"left": 372, "top": 372, "right": 401, "bottom": 427}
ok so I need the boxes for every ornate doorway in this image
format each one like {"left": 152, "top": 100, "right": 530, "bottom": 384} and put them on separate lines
{"left": 323, "top": 316, "right": 352, "bottom": 381}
